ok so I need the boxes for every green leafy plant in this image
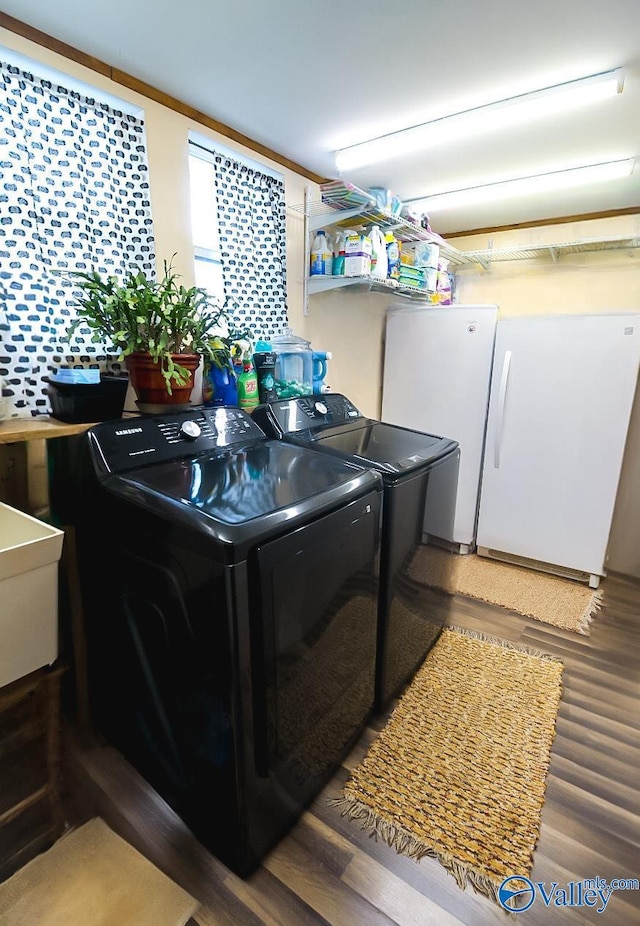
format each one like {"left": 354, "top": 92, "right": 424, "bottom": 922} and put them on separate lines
{"left": 66, "top": 257, "right": 228, "bottom": 393}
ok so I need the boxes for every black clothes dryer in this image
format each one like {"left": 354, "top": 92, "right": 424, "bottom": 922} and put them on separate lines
{"left": 72, "top": 407, "right": 382, "bottom": 876}
{"left": 253, "top": 394, "right": 460, "bottom": 711}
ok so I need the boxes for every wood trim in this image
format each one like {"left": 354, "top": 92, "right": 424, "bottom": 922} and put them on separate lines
{"left": 444, "top": 205, "right": 640, "bottom": 240}
{"left": 0, "top": 12, "right": 327, "bottom": 184}
{"left": 0, "top": 12, "right": 110, "bottom": 77}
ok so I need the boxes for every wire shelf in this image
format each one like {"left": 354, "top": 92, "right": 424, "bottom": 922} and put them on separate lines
{"left": 462, "top": 235, "right": 640, "bottom": 264}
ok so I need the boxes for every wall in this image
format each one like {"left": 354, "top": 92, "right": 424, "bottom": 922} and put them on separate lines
{"left": 304, "top": 287, "right": 390, "bottom": 417}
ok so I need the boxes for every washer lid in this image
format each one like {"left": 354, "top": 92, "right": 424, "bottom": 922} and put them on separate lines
{"left": 310, "top": 421, "right": 458, "bottom": 475}
{"left": 101, "top": 439, "right": 381, "bottom": 547}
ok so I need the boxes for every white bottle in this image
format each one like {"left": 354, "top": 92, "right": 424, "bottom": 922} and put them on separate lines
{"left": 310, "top": 230, "right": 333, "bottom": 276}
{"left": 370, "top": 226, "right": 388, "bottom": 279}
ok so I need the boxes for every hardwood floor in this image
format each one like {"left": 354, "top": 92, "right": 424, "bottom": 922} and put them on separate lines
{"left": 61, "top": 572, "right": 640, "bottom": 926}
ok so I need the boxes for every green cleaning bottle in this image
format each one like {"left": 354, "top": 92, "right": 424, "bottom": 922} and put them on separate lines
{"left": 237, "top": 353, "right": 260, "bottom": 412}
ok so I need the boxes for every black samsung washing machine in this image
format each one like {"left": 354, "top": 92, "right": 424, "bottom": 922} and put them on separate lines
{"left": 253, "top": 394, "right": 460, "bottom": 711}
{"left": 72, "top": 406, "right": 382, "bottom": 876}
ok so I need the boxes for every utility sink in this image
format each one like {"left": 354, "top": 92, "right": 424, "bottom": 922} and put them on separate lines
{"left": 0, "top": 503, "right": 64, "bottom": 688}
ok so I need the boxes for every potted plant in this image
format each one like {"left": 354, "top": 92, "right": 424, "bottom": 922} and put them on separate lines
{"left": 66, "top": 257, "right": 226, "bottom": 408}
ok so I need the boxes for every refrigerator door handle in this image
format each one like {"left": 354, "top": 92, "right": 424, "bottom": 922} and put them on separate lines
{"left": 494, "top": 350, "right": 512, "bottom": 468}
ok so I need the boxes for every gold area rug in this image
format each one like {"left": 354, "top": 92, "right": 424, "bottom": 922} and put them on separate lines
{"left": 409, "top": 547, "right": 603, "bottom": 634}
{"left": 0, "top": 818, "right": 199, "bottom": 926}
{"left": 332, "top": 628, "right": 563, "bottom": 906}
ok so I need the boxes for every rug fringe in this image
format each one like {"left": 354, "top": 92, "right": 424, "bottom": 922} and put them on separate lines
{"left": 328, "top": 796, "right": 504, "bottom": 907}
{"left": 445, "top": 625, "right": 564, "bottom": 663}
{"left": 576, "top": 588, "right": 604, "bottom": 635}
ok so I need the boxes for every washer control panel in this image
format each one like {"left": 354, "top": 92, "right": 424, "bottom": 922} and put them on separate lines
{"left": 88, "top": 407, "right": 266, "bottom": 473}
{"left": 255, "top": 393, "right": 362, "bottom": 436}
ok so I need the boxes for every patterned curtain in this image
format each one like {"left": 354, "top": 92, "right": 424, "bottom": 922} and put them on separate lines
{"left": 212, "top": 153, "right": 288, "bottom": 339}
{"left": 0, "top": 60, "right": 155, "bottom": 418}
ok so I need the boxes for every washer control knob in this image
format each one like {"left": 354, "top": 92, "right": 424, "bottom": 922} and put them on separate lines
{"left": 179, "top": 420, "right": 201, "bottom": 440}
{"left": 314, "top": 401, "right": 328, "bottom": 415}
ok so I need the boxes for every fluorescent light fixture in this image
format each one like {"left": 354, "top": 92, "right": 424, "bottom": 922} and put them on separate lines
{"left": 335, "top": 69, "right": 624, "bottom": 172}
{"left": 405, "top": 158, "right": 636, "bottom": 213}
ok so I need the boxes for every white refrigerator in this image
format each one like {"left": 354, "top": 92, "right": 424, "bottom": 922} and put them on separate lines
{"left": 476, "top": 314, "right": 640, "bottom": 587}
{"left": 382, "top": 304, "right": 498, "bottom": 551}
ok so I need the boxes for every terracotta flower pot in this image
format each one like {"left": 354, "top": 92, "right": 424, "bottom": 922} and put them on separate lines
{"left": 125, "top": 352, "right": 200, "bottom": 407}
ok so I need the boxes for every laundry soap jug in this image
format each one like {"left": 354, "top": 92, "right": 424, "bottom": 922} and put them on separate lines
{"left": 271, "top": 328, "right": 314, "bottom": 398}
{"left": 203, "top": 361, "right": 238, "bottom": 407}
{"left": 370, "top": 226, "right": 388, "bottom": 279}
{"left": 310, "top": 230, "right": 333, "bottom": 276}
{"left": 385, "top": 232, "right": 400, "bottom": 279}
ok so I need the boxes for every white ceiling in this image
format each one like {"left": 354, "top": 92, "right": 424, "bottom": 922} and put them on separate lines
{"left": 2, "top": 0, "right": 640, "bottom": 235}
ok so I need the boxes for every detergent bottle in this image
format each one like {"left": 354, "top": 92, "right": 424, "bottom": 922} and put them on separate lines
{"left": 370, "top": 226, "right": 388, "bottom": 279}
{"left": 333, "top": 231, "right": 346, "bottom": 276}
{"left": 252, "top": 335, "right": 278, "bottom": 403}
{"left": 237, "top": 353, "right": 260, "bottom": 411}
{"left": 203, "top": 337, "right": 238, "bottom": 407}
{"left": 310, "top": 230, "right": 333, "bottom": 276}
{"left": 385, "top": 232, "right": 400, "bottom": 279}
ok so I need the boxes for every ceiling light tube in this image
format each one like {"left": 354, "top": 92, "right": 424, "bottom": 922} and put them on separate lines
{"left": 405, "top": 158, "right": 636, "bottom": 213}
{"left": 335, "top": 69, "right": 624, "bottom": 172}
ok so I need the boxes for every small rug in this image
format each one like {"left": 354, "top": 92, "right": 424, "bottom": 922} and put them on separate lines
{"left": 332, "top": 627, "right": 563, "bottom": 907}
{"left": 409, "top": 547, "right": 603, "bottom": 633}
{"left": 0, "top": 818, "right": 199, "bottom": 926}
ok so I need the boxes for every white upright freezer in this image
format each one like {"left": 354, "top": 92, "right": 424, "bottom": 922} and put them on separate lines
{"left": 382, "top": 304, "right": 498, "bottom": 551}
{"left": 476, "top": 313, "right": 640, "bottom": 587}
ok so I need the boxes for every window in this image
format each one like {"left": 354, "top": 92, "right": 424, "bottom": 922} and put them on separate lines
{"left": 187, "top": 136, "right": 289, "bottom": 339}
{"left": 0, "top": 48, "right": 155, "bottom": 417}
{"left": 188, "top": 152, "right": 224, "bottom": 305}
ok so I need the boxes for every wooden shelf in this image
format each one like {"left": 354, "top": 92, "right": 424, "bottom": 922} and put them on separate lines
{"left": 0, "top": 418, "right": 97, "bottom": 445}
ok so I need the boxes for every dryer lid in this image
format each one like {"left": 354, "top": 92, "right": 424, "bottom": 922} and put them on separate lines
{"left": 311, "top": 422, "right": 458, "bottom": 475}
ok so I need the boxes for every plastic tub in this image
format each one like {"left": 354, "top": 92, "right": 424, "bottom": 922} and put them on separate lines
{"left": 0, "top": 503, "right": 64, "bottom": 687}
{"left": 45, "top": 374, "right": 128, "bottom": 423}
